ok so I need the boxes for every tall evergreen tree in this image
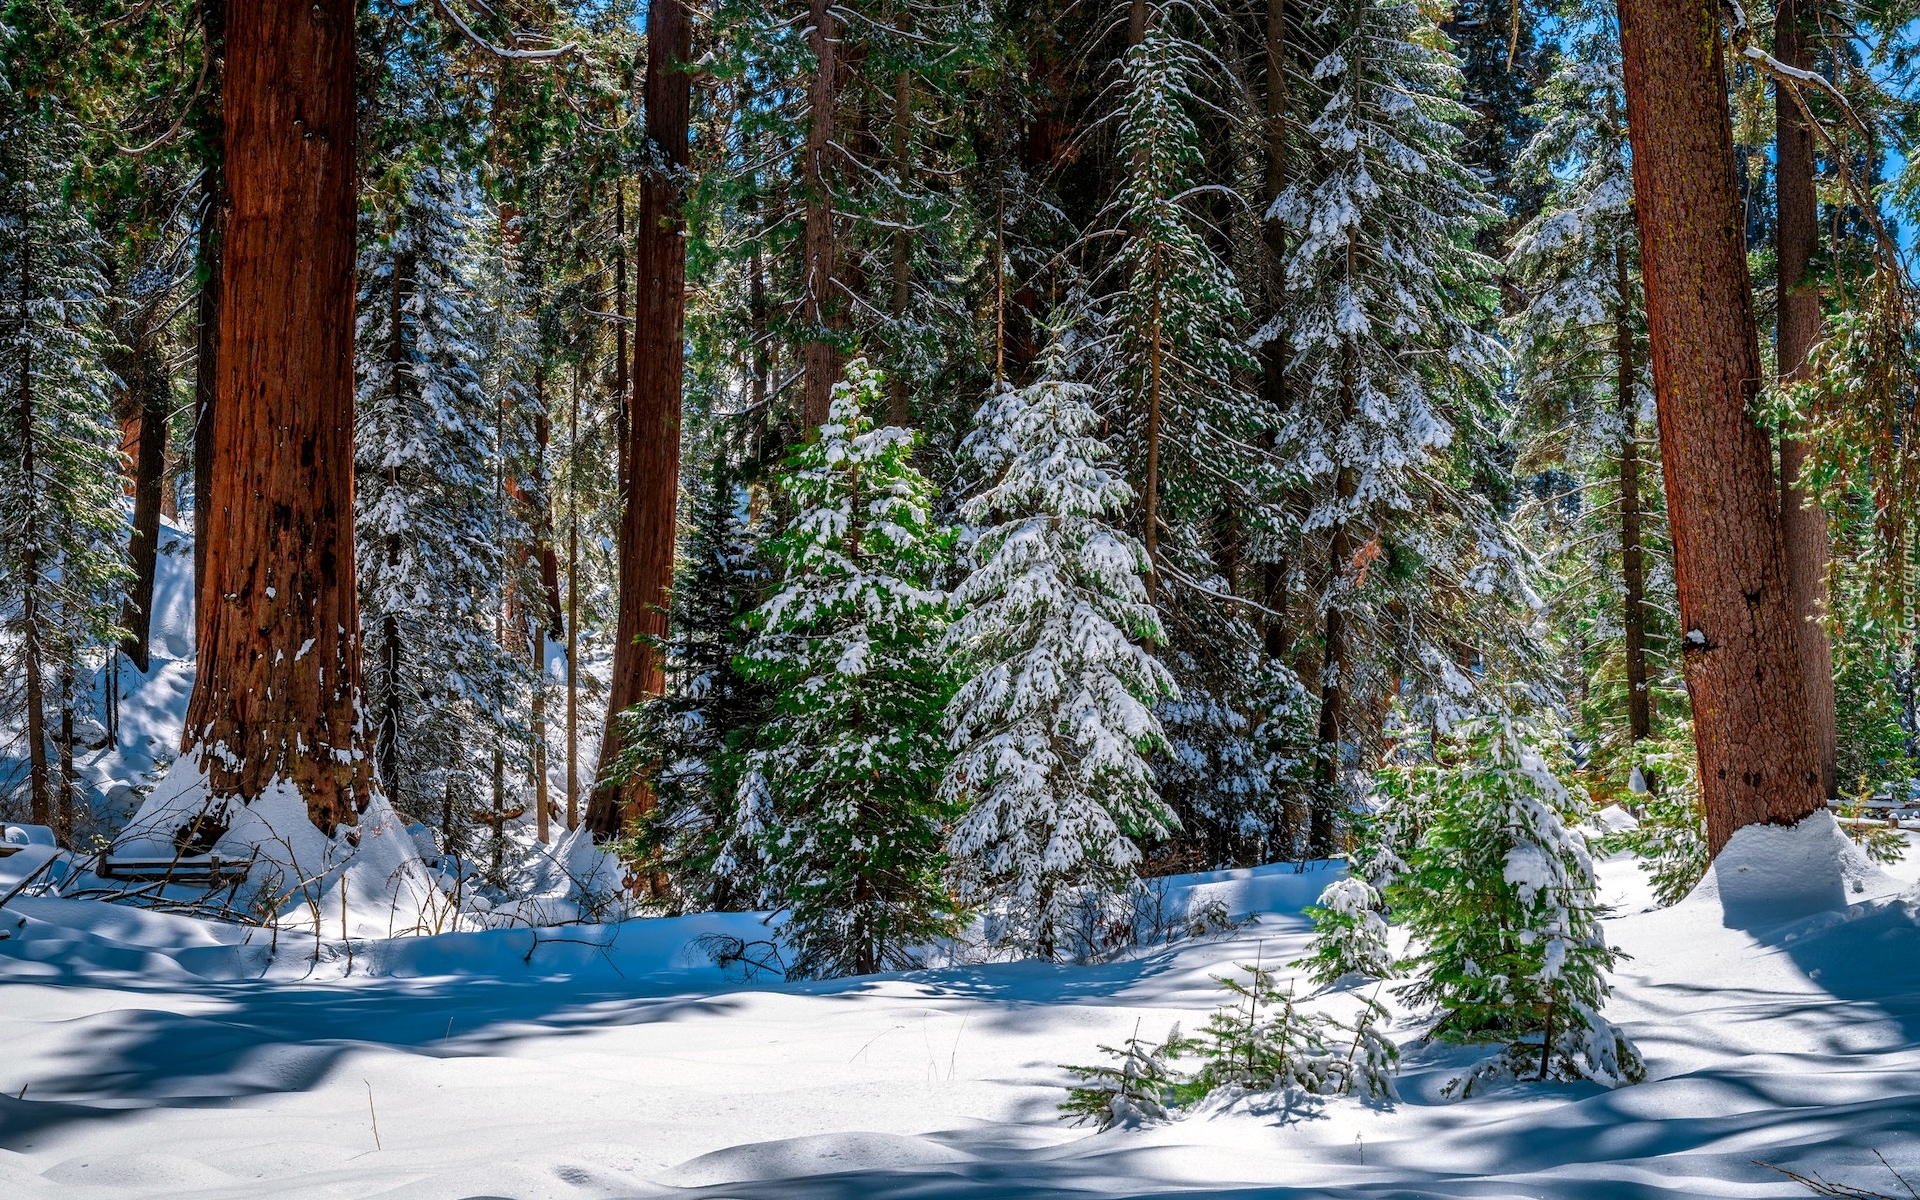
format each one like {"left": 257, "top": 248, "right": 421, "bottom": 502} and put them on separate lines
{"left": 356, "top": 166, "right": 523, "bottom": 840}
{"left": 944, "top": 326, "right": 1177, "bottom": 957}
{"left": 735, "top": 361, "right": 959, "bottom": 977}
{"left": 0, "top": 70, "right": 126, "bottom": 832}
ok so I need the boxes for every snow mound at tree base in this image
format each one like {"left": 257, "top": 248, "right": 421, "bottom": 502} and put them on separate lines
{"left": 1681, "top": 808, "right": 1896, "bottom": 928}
{"left": 115, "top": 762, "right": 441, "bottom": 939}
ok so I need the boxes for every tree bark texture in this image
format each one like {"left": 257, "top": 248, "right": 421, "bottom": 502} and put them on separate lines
{"left": 800, "top": 0, "right": 842, "bottom": 430}
{"left": 1774, "top": 0, "right": 1838, "bottom": 800}
{"left": 181, "top": 0, "right": 370, "bottom": 834}
{"left": 589, "top": 0, "right": 692, "bottom": 838}
{"left": 1618, "top": 0, "right": 1823, "bottom": 854}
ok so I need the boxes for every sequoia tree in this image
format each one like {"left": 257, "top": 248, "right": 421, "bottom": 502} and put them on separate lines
{"left": 1617, "top": 0, "right": 1823, "bottom": 853}
{"left": 590, "top": 0, "right": 693, "bottom": 837}
{"left": 180, "top": 0, "right": 370, "bottom": 833}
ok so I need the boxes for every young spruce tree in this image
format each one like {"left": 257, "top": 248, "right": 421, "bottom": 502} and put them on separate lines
{"left": 736, "top": 360, "right": 958, "bottom": 977}
{"left": 943, "top": 323, "right": 1177, "bottom": 959}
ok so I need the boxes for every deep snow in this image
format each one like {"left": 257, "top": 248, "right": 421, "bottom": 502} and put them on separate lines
{"left": 5, "top": 817, "right": 1920, "bottom": 1199}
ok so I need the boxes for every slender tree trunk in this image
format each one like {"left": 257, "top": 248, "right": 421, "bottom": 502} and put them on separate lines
{"left": 615, "top": 183, "right": 629, "bottom": 511}
{"left": 1617, "top": 0, "right": 1823, "bottom": 854}
{"left": 1775, "top": 0, "right": 1837, "bottom": 800}
{"left": 192, "top": 0, "right": 226, "bottom": 612}
{"left": 18, "top": 234, "right": 49, "bottom": 827}
{"left": 181, "top": 0, "right": 370, "bottom": 833}
{"left": 120, "top": 333, "right": 168, "bottom": 672}
{"left": 532, "top": 623, "right": 549, "bottom": 844}
{"left": 590, "top": 0, "right": 693, "bottom": 839}
{"left": 888, "top": 18, "right": 913, "bottom": 427}
{"left": 1616, "top": 240, "right": 1650, "bottom": 745}
{"left": 801, "top": 0, "right": 842, "bottom": 430}
{"left": 1309, "top": 234, "right": 1360, "bottom": 860}
{"left": 567, "top": 361, "right": 580, "bottom": 832}
{"left": 58, "top": 658, "right": 75, "bottom": 844}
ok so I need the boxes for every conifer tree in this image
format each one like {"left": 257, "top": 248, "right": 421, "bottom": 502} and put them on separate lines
{"left": 356, "top": 166, "right": 523, "bottom": 839}
{"left": 736, "top": 360, "right": 958, "bottom": 977}
{"left": 1381, "top": 716, "right": 1642, "bottom": 1086}
{"left": 0, "top": 75, "right": 126, "bottom": 831}
{"left": 1507, "top": 2, "right": 1681, "bottom": 796}
{"left": 943, "top": 326, "right": 1177, "bottom": 958}
{"left": 1273, "top": 0, "right": 1518, "bottom": 854}
{"left": 626, "top": 450, "right": 769, "bottom": 910}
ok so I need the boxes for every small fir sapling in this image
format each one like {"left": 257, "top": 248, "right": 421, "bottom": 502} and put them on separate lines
{"left": 734, "top": 360, "right": 959, "bottom": 978}
{"left": 1059, "top": 1021, "right": 1191, "bottom": 1130}
{"left": 942, "top": 319, "right": 1177, "bottom": 958}
{"left": 1384, "top": 715, "right": 1644, "bottom": 1087}
{"left": 1295, "top": 875, "right": 1396, "bottom": 986}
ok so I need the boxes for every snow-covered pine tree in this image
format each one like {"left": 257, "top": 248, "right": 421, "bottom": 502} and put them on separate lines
{"left": 1295, "top": 874, "right": 1394, "bottom": 985}
{"left": 737, "top": 360, "right": 958, "bottom": 977}
{"left": 624, "top": 449, "right": 769, "bottom": 911}
{"left": 1506, "top": 0, "right": 1681, "bottom": 799}
{"left": 1384, "top": 714, "right": 1643, "bottom": 1086}
{"left": 356, "top": 165, "right": 525, "bottom": 848}
{"left": 943, "top": 324, "right": 1177, "bottom": 958}
{"left": 0, "top": 73, "right": 126, "bottom": 834}
{"left": 1271, "top": 0, "right": 1521, "bottom": 856}
{"left": 1106, "top": 12, "right": 1275, "bottom": 592}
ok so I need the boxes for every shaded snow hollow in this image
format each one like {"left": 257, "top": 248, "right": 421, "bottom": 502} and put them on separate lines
{"left": 5, "top": 819, "right": 1920, "bottom": 1198}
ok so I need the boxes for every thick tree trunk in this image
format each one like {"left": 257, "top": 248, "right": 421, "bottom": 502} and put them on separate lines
{"left": 1617, "top": 0, "right": 1823, "bottom": 854}
{"left": 119, "top": 333, "right": 168, "bottom": 673}
{"left": 1616, "top": 241, "right": 1650, "bottom": 745}
{"left": 589, "top": 0, "right": 692, "bottom": 839}
{"left": 17, "top": 237, "right": 49, "bottom": 827}
{"left": 192, "top": 0, "right": 226, "bottom": 613}
{"left": 1775, "top": 0, "right": 1837, "bottom": 800}
{"left": 181, "top": 0, "right": 370, "bottom": 833}
{"left": 800, "top": 0, "right": 842, "bottom": 430}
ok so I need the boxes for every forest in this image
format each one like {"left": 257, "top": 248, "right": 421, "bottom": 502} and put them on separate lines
{"left": 6, "top": 0, "right": 1920, "bottom": 1196}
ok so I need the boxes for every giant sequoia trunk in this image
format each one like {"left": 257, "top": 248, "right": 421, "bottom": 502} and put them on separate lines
{"left": 1774, "top": 0, "right": 1838, "bottom": 800}
{"left": 800, "top": 0, "right": 842, "bottom": 430}
{"left": 181, "top": 0, "right": 370, "bottom": 834}
{"left": 589, "top": 0, "right": 692, "bottom": 838}
{"left": 1617, "top": 0, "right": 1823, "bottom": 854}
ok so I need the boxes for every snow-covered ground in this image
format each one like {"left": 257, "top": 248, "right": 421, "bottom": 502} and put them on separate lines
{"left": 5, "top": 829, "right": 1920, "bottom": 1199}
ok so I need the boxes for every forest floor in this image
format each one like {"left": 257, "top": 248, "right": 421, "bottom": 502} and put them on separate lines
{"left": 4, "top": 833, "right": 1920, "bottom": 1199}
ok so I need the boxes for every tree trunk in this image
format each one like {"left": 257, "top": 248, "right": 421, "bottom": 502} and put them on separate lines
{"left": 589, "top": 0, "right": 692, "bottom": 839}
{"left": 888, "top": 21, "right": 912, "bottom": 427}
{"left": 17, "top": 235, "right": 49, "bottom": 828}
{"left": 119, "top": 332, "right": 168, "bottom": 673}
{"left": 193, "top": 0, "right": 226, "bottom": 613}
{"left": 567, "top": 361, "right": 581, "bottom": 832}
{"left": 1774, "top": 0, "right": 1837, "bottom": 800}
{"left": 1616, "top": 240, "right": 1650, "bottom": 745}
{"left": 58, "top": 658, "right": 75, "bottom": 844}
{"left": 181, "top": 0, "right": 370, "bottom": 834}
{"left": 800, "top": 0, "right": 842, "bottom": 430}
{"left": 615, "top": 183, "right": 629, "bottom": 510}
{"left": 1617, "top": 0, "right": 1823, "bottom": 855}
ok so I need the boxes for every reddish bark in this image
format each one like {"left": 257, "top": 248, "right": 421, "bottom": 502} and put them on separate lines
{"left": 192, "top": 0, "right": 226, "bottom": 613}
{"left": 589, "top": 0, "right": 692, "bottom": 838}
{"left": 181, "top": 0, "right": 370, "bottom": 833}
{"left": 1617, "top": 0, "right": 1823, "bottom": 854}
{"left": 1774, "top": 0, "right": 1838, "bottom": 800}
{"left": 800, "top": 0, "right": 842, "bottom": 430}
{"left": 118, "top": 335, "right": 169, "bottom": 673}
